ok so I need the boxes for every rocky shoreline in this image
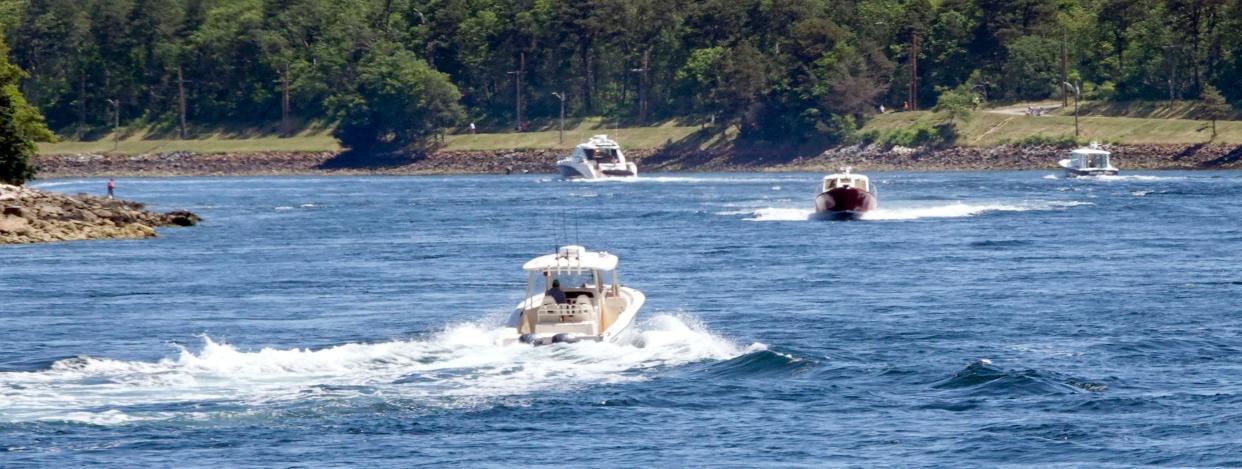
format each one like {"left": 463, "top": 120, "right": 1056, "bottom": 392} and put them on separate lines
{"left": 31, "top": 143, "right": 1242, "bottom": 177}
{"left": 0, "top": 184, "right": 200, "bottom": 244}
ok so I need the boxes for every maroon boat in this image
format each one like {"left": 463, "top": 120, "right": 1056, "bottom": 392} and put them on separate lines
{"left": 812, "top": 168, "right": 877, "bottom": 220}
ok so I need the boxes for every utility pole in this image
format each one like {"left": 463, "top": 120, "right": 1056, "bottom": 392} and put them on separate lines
{"left": 106, "top": 99, "right": 120, "bottom": 151}
{"left": 552, "top": 91, "right": 566, "bottom": 144}
{"left": 507, "top": 51, "right": 525, "bottom": 131}
{"left": 280, "top": 64, "right": 291, "bottom": 137}
{"left": 909, "top": 34, "right": 919, "bottom": 111}
{"left": 1061, "top": 28, "right": 1069, "bottom": 107}
{"left": 177, "top": 65, "right": 190, "bottom": 139}
{"left": 272, "top": 65, "right": 293, "bottom": 137}
{"left": 630, "top": 49, "right": 650, "bottom": 124}
{"left": 78, "top": 69, "right": 86, "bottom": 138}
{"left": 1063, "top": 81, "right": 1080, "bottom": 138}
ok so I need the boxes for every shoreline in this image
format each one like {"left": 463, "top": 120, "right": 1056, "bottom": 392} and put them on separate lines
{"left": 32, "top": 143, "right": 1242, "bottom": 178}
{"left": 0, "top": 184, "right": 200, "bottom": 244}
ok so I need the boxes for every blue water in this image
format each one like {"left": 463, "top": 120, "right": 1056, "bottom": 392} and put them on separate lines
{"left": 3, "top": 171, "right": 1241, "bottom": 466}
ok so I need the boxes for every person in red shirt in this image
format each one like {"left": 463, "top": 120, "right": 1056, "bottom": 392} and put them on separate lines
{"left": 107, "top": 178, "right": 115, "bottom": 199}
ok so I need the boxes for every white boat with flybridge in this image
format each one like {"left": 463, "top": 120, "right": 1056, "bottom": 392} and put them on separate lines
{"left": 498, "top": 245, "right": 645, "bottom": 346}
{"left": 556, "top": 134, "right": 639, "bottom": 179}
{"left": 1059, "top": 142, "right": 1119, "bottom": 178}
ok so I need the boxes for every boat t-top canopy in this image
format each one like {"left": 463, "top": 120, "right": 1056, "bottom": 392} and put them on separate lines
{"left": 523, "top": 245, "right": 619, "bottom": 272}
{"left": 1071, "top": 142, "right": 1110, "bottom": 156}
{"left": 576, "top": 135, "right": 620, "bottom": 150}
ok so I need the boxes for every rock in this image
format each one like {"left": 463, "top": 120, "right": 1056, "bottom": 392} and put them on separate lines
{"left": 0, "top": 216, "right": 30, "bottom": 235}
{"left": 0, "top": 184, "right": 199, "bottom": 245}
{"left": 164, "top": 210, "right": 201, "bottom": 227}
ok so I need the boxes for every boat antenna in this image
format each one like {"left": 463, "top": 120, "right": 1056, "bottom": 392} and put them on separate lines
{"left": 558, "top": 213, "right": 566, "bottom": 248}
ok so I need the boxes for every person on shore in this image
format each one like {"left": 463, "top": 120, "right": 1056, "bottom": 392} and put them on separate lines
{"left": 545, "top": 279, "right": 567, "bottom": 304}
{"left": 902, "top": 101, "right": 909, "bottom": 112}
{"left": 469, "top": 122, "right": 476, "bottom": 134}
{"left": 107, "top": 178, "right": 115, "bottom": 199}
{"left": 879, "top": 104, "right": 886, "bottom": 114}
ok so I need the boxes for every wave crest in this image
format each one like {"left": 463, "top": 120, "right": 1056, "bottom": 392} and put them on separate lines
{"left": 0, "top": 314, "right": 755, "bottom": 425}
{"left": 725, "top": 200, "right": 1090, "bottom": 222}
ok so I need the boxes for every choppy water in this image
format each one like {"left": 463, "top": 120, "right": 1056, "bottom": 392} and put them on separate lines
{"left": 3, "top": 171, "right": 1241, "bottom": 466}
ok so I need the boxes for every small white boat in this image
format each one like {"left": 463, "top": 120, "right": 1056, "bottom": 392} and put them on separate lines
{"left": 498, "top": 245, "right": 645, "bottom": 346}
{"left": 556, "top": 135, "right": 639, "bottom": 179}
{"left": 1059, "top": 142, "right": 1118, "bottom": 178}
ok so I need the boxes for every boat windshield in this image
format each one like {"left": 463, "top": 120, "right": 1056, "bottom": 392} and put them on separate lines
{"left": 593, "top": 148, "right": 621, "bottom": 163}
{"left": 1089, "top": 154, "right": 1109, "bottom": 168}
{"left": 541, "top": 270, "right": 598, "bottom": 290}
{"left": 826, "top": 177, "right": 868, "bottom": 191}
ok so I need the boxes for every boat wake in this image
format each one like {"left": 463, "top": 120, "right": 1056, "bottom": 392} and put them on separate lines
{"left": 726, "top": 201, "right": 1091, "bottom": 221}
{"left": 560, "top": 176, "right": 793, "bottom": 185}
{"left": 1079, "top": 174, "right": 1186, "bottom": 182}
{"left": 0, "top": 315, "right": 757, "bottom": 425}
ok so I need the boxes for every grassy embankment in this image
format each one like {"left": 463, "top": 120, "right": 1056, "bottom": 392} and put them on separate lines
{"left": 37, "top": 117, "right": 707, "bottom": 155}
{"left": 39, "top": 128, "right": 341, "bottom": 154}
{"left": 37, "top": 102, "right": 1242, "bottom": 155}
{"left": 864, "top": 101, "right": 1242, "bottom": 146}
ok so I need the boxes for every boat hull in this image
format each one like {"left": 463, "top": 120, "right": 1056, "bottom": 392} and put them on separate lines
{"left": 813, "top": 187, "right": 877, "bottom": 220}
{"left": 1062, "top": 167, "right": 1119, "bottom": 178}
{"left": 557, "top": 160, "right": 638, "bottom": 180}
{"left": 1058, "top": 159, "right": 1118, "bottom": 178}
{"left": 557, "top": 161, "right": 594, "bottom": 179}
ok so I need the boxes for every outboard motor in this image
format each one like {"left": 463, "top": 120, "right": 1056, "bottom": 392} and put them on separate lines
{"left": 551, "top": 333, "right": 580, "bottom": 344}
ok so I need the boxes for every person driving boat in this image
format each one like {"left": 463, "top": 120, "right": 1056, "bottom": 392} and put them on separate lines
{"left": 545, "top": 278, "right": 567, "bottom": 304}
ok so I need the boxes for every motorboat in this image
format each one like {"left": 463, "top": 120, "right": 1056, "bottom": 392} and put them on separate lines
{"left": 556, "top": 135, "right": 639, "bottom": 179}
{"left": 498, "top": 245, "right": 645, "bottom": 346}
{"left": 1059, "top": 142, "right": 1118, "bottom": 178}
{"left": 812, "top": 167, "right": 878, "bottom": 220}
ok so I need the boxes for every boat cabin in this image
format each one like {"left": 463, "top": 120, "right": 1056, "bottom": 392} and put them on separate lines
{"left": 517, "top": 245, "right": 628, "bottom": 337}
{"left": 570, "top": 135, "right": 626, "bottom": 164}
{"left": 822, "top": 171, "right": 872, "bottom": 193}
{"left": 1068, "top": 144, "right": 1112, "bottom": 170}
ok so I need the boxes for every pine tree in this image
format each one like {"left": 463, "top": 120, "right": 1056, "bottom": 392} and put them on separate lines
{"left": 0, "top": 35, "right": 51, "bottom": 185}
{"left": 1201, "top": 84, "right": 1229, "bottom": 139}
{"left": 0, "top": 92, "right": 37, "bottom": 186}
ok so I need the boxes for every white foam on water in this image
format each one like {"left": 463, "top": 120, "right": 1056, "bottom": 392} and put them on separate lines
{"left": 730, "top": 201, "right": 1092, "bottom": 222}
{"left": 0, "top": 314, "right": 756, "bottom": 425}
{"left": 864, "top": 201, "right": 1090, "bottom": 220}
{"left": 28, "top": 181, "right": 84, "bottom": 189}
{"left": 1087, "top": 175, "right": 1186, "bottom": 182}
{"left": 569, "top": 176, "right": 794, "bottom": 185}
{"left": 747, "top": 207, "right": 815, "bottom": 221}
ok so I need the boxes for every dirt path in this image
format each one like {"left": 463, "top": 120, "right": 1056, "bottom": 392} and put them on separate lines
{"left": 988, "top": 102, "right": 1064, "bottom": 116}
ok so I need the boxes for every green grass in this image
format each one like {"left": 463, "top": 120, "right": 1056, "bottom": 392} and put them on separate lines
{"left": 1065, "top": 100, "right": 1242, "bottom": 120}
{"left": 38, "top": 117, "right": 702, "bottom": 155}
{"left": 39, "top": 129, "right": 340, "bottom": 154}
{"left": 442, "top": 117, "right": 703, "bottom": 151}
{"left": 864, "top": 110, "right": 1242, "bottom": 146}
{"left": 39, "top": 108, "right": 1242, "bottom": 156}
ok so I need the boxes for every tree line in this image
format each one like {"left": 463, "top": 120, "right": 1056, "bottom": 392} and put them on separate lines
{"left": 3, "top": 0, "right": 1241, "bottom": 151}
